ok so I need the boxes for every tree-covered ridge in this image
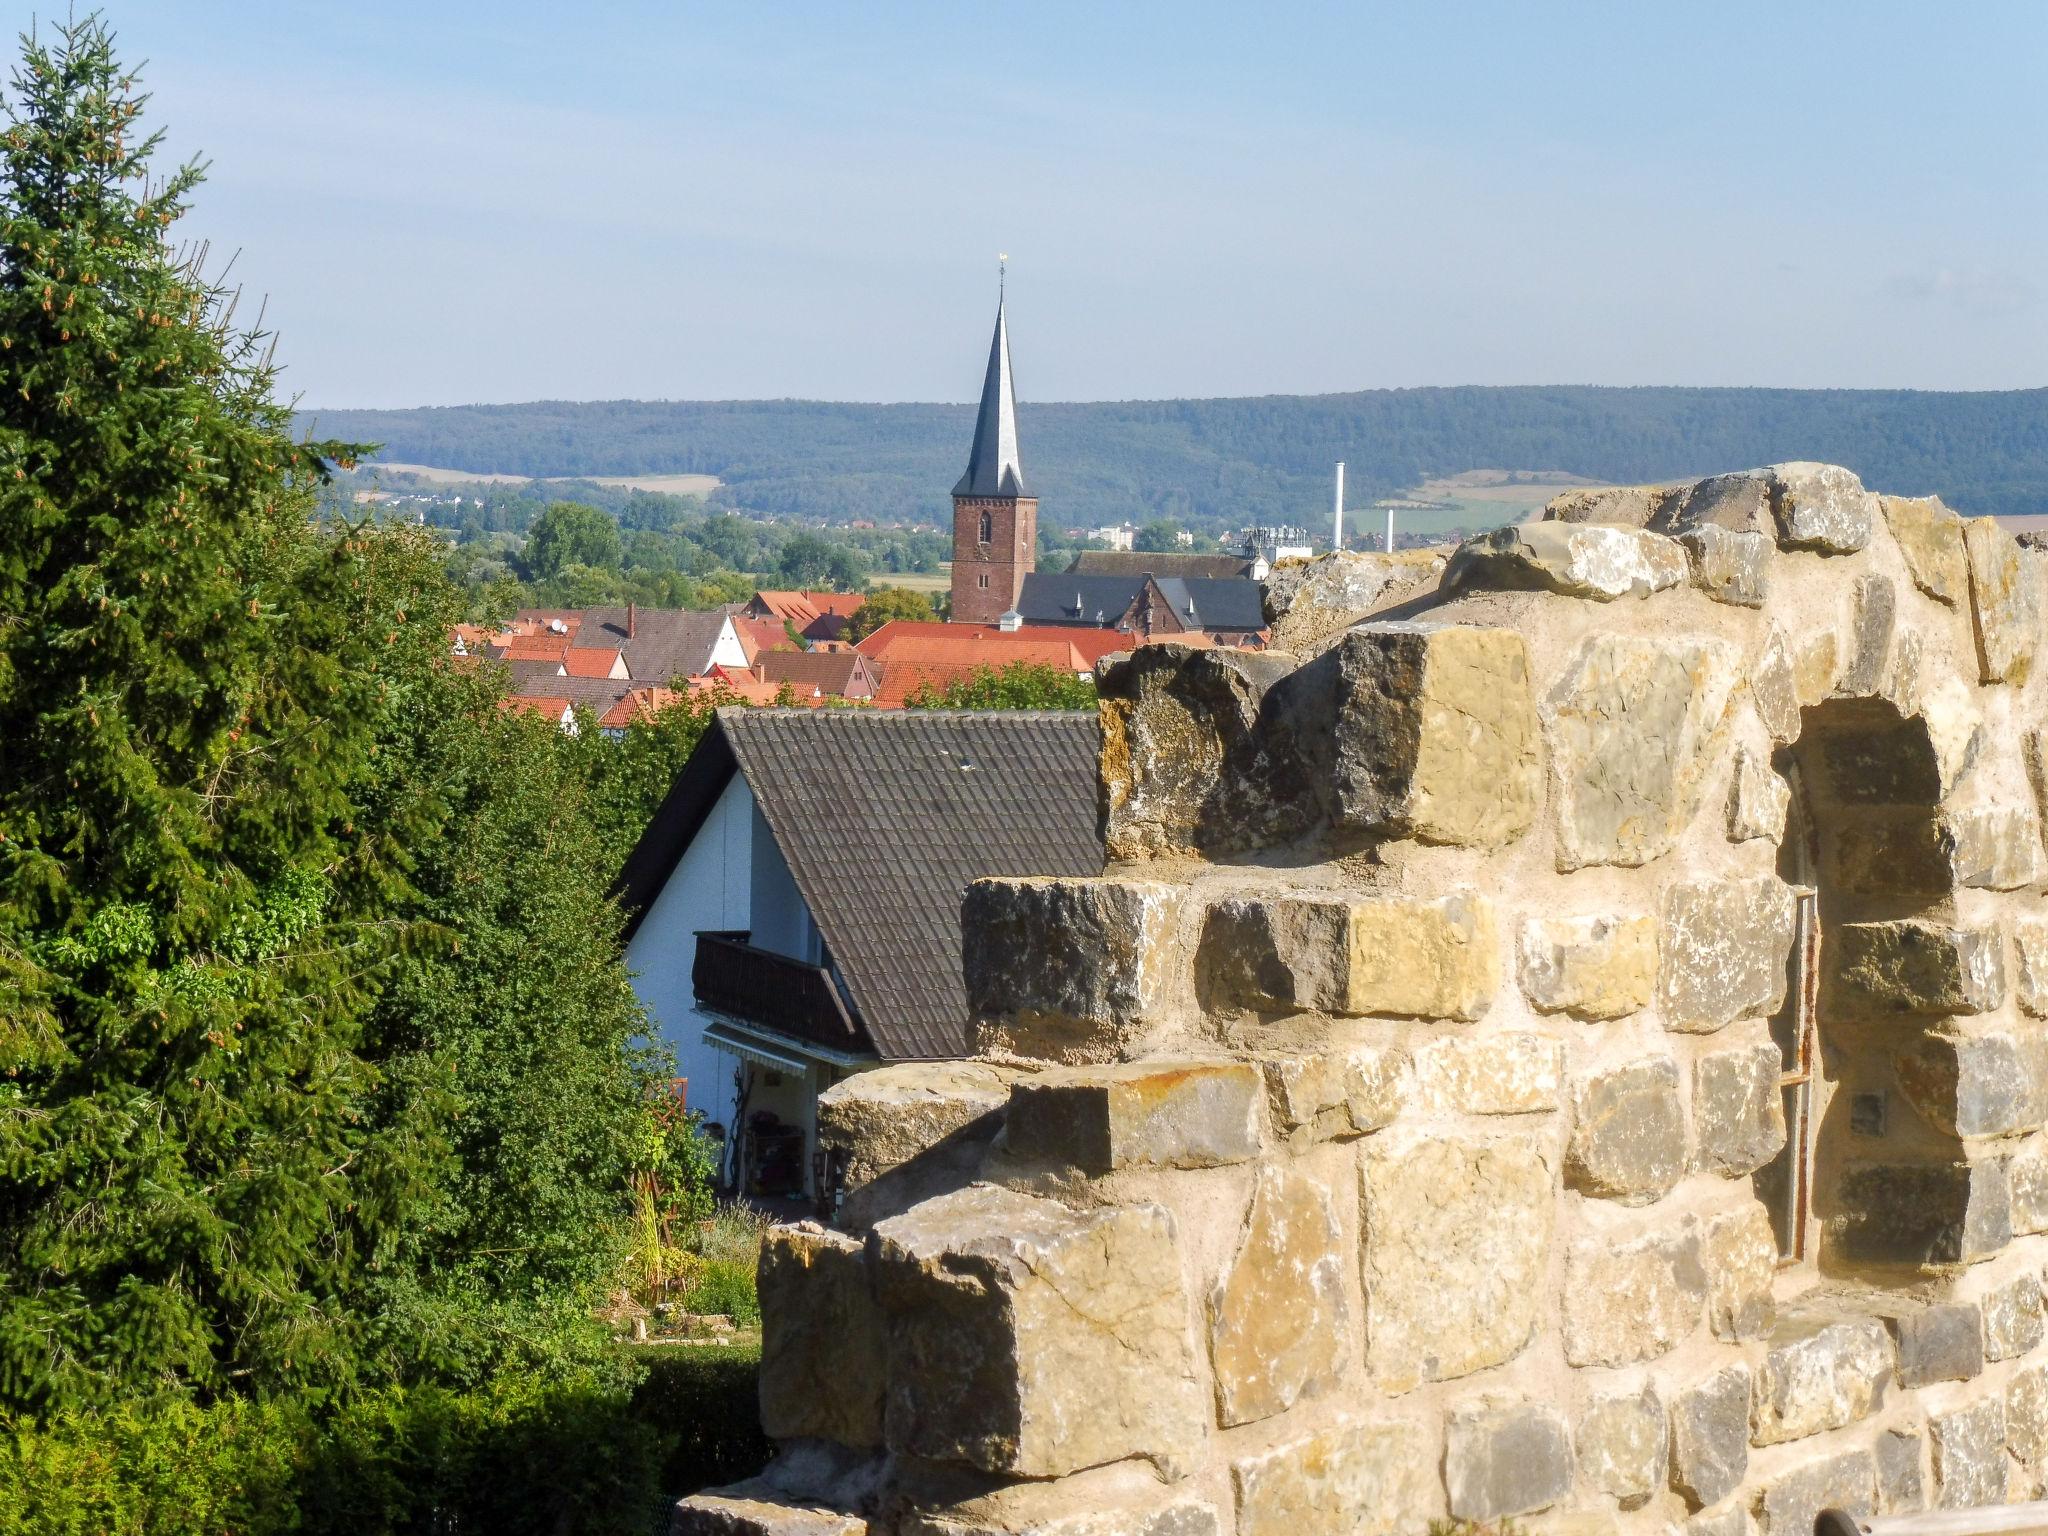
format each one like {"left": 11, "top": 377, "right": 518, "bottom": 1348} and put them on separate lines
{"left": 304, "top": 384, "right": 2048, "bottom": 529}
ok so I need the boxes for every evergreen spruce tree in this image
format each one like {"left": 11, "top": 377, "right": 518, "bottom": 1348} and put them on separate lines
{"left": 0, "top": 16, "right": 404, "bottom": 1407}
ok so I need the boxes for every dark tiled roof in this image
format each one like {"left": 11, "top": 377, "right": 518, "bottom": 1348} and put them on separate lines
{"left": 616, "top": 708, "right": 1102, "bottom": 1060}
{"left": 1070, "top": 550, "right": 1255, "bottom": 580}
{"left": 573, "top": 607, "right": 731, "bottom": 684}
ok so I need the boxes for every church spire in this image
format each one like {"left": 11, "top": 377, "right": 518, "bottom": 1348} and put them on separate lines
{"left": 953, "top": 278, "right": 1028, "bottom": 498}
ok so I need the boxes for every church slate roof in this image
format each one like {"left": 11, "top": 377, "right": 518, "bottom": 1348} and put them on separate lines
{"left": 952, "top": 296, "right": 1030, "bottom": 499}
{"left": 614, "top": 708, "right": 1102, "bottom": 1060}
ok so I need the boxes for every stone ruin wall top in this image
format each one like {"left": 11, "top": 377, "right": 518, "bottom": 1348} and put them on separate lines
{"left": 678, "top": 463, "right": 2048, "bottom": 1536}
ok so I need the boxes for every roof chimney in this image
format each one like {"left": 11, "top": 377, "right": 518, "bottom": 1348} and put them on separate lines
{"left": 627, "top": 601, "right": 637, "bottom": 640}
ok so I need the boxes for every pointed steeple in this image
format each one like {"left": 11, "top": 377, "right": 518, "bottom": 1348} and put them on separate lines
{"left": 953, "top": 291, "right": 1028, "bottom": 498}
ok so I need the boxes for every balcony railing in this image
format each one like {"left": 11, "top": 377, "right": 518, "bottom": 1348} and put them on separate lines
{"left": 691, "top": 931, "right": 866, "bottom": 1054}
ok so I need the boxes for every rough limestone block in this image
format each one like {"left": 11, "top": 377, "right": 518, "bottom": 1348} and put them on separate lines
{"left": 1441, "top": 522, "right": 1688, "bottom": 601}
{"left": 871, "top": 1186, "right": 1204, "bottom": 1478}
{"left": 1209, "top": 1162, "right": 1350, "bottom": 1427}
{"left": 1561, "top": 1222, "right": 1706, "bottom": 1367}
{"left": 1964, "top": 515, "right": 2039, "bottom": 684}
{"left": 1565, "top": 1056, "right": 1686, "bottom": 1203}
{"left": 1826, "top": 921, "right": 2005, "bottom": 1017}
{"left": 1577, "top": 1385, "right": 1666, "bottom": 1509}
{"left": 1519, "top": 913, "right": 1658, "bottom": 1020}
{"left": 1748, "top": 627, "right": 1801, "bottom": 746}
{"left": 1700, "top": 1202, "right": 1777, "bottom": 1340}
{"left": 1003, "top": 1060, "right": 1261, "bottom": 1175}
{"left": 1767, "top": 462, "right": 1877, "bottom": 553}
{"left": 1727, "top": 748, "right": 1791, "bottom": 843}
{"left": 1545, "top": 632, "right": 1739, "bottom": 871}
{"left": 1200, "top": 891, "right": 1500, "bottom": 1021}
{"left": 1840, "top": 574, "right": 1898, "bottom": 695}
{"left": 671, "top": 1496, "right": 868, "bottom": 1536}
{"left": 1981, "top": 1269, "right": 2044, "bottom": 1361}
{"left": 1257, "top": 1044, "right": 1408, "bottom": 1146}
{"left": 964, "top": 878, "right": 1187, "bottom": 1063}
{"left": 1879, "top": 1301, "right": 1984, "bottom": 1388}
{"left": 817, "top": 1064, "right": 1015, "bottom": 1192}
{"left": 1932, "top": 1398, "right": 2009, "bottom": 1509}
{"left": 1693, "top": 1041, "right": 1788, "bottom": 1178}
{"left": 1750, "top": 1306, "right": 1895, "bottom": 1446}
{"left": 1945, "top": 802, "right": 2048, "bottom": 890}
{"left": 1096, "top": 644, "right": 1314, "bottom": 860}
{"left": 2015, "top": 918, "right": 2048, "bottom": 1017}
{"left": 1444, "top": 1400, "right": 1574, "bottom": 1522}
{"left": 1359, "top": 1130, "right": 1552, "bottom": 1390}
{"left": 758, "top": 1225, "right": 886, "bottom": 1448}
{"left": 1412, "top": 1030, "right": 1561, "bottom": 1115}
{"left": 1834, "top": 1158, "right": 2011, "bottom": 1266}
{"left": 1660, "top": 876, "right": 1797, "bottom": 1033}
{"left": 1877, "top": 1428, "right": 1927, "bottom": 1516}
{"left": 1882, "top": 494, "right": 1970, "bottom": 607}
{"left": 2012, "top": 1138, "right": 2048, "bottom": 1234}
{"left": 1330, "top": 622, "right": 1543, "bottom": 847}
{"left": 1680, "top": 525, "right": 1771, "bottom": 607}
{"left": 2008, "top": 1364, "right": 2048, "bottom": 1463}
{"left": 1754, "top": 1449, "right": 1876, "bottom": 1536}
{"left": 1895, "top": 1030, "right": 2045, "bottom": 1139}
{"left": 1231, "top": 1419, "right": 1435, "bottom": 1536}
{"left": 1671, "top": 1365, "right": 1751, "bottom": 1510}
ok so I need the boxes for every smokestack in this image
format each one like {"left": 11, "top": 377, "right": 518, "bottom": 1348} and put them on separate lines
{"left": 1333, "top": 462, "right": 1345, "bottom": 552}
{"left": 628, "top": 601, "right": 637, "bottom": 640}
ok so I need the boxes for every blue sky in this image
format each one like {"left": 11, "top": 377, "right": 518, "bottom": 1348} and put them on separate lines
{"left": 92, "top": 1, "right": 2048, "bottom": 407}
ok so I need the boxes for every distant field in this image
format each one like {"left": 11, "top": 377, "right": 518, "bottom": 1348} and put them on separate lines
{"left": 368, "top": 461, "right": 722, "bottom": 497}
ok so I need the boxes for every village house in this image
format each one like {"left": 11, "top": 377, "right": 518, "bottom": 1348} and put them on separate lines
{"left": 612, "top": 707, "right": 1100, "bottom": 1204}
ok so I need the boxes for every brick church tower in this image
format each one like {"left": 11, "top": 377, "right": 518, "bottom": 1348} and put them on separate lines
{"left": 949, "top": 289, "right": 1036, "bottom": 624}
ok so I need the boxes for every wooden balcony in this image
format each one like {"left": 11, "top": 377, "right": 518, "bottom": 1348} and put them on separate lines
{"left": 691, "top": 931, "right": 867, "bottom": 1055}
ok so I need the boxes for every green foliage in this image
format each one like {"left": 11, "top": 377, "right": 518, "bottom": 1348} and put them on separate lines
{"left": 904, "top": 661, "right": 1098, "bottom": 711}
{"left": 847, "top": 584, "right": 937, "bottom": 639}
{"left": 523, "top": 499, "right": 621, "bottom": 578}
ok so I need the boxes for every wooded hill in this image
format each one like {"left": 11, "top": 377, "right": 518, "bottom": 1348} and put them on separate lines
{"left": 301, "top": 386, "right": 2048, "bottom": 529}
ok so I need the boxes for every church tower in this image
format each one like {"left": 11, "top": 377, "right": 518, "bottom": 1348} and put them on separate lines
{"left": 949, "top": 287, "right": 1036, "bottom": 624}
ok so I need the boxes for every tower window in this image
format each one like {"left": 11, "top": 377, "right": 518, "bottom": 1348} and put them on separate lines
{"left": 978, "top": 509, "right": 993, "bottom": 545}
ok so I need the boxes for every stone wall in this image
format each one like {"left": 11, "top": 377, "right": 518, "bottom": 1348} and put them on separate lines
{"left": 677, "top": 464, "right": 2048, "bottom": 1536}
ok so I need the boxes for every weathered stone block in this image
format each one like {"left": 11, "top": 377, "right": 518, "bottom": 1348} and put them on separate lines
{"left": 1660, "top": 876, "right": 1797, "bottom": 1033}
{"left": 1520, "top": 913, "right": 1658, "bottom": 1020}
{"left": 759, "top": 1225, "right": 886, "bottom": 1447}
{"left": 872, "top": 1186, "right": 1204, "bottom": 1478}
{"left": 2015, "top": 918, "right": 2048, "bottom": 1018}
{"left": 1003, "top": 1060, "right": 1261, "bottom": 1176}
{"left": 1880, "top": 1301, "right": 1984, "bottom": 1388}
{"left": 1895, "top": 1030, "right": 2044, "bottom": 1139}
{"left": 965, "top": 878, "right": 1187, "bottom": 1062}
{"left": 1680, "top": 525, "right": 1771, "bottom": 607}
{"left": 1826, "top": 921, "right": 2005, "bottom": 1017}
{"left": 1232, "top": 1419, "right": 1435, "bottom": 1536}
{"left": 1331, "top": 623, "right": 1543, "bottom": 847}
{"left": 1767, "top": 462, "right": 1877, "bottom": 553}
{"left": 1754, "top": 1448, "right": 1875, "bottom": 1536}
{"left": 1412, "top": 1030, "right": 1561, "bottom": 1115}
{"left": 1360, "top": 1130, "right": 1552, "bottom": 1390}
{"left": 1444, "top": 1400, "right": 1574, "bottom": 1522}
{"left": 1700, "top": 1202, "right": 1777, "bottom": 1340}
{"left": 1981, "top": 1269, "right": 2044, "bottom": 1361}
{"left": 1833, "top": 1158, "right": 2011, "bottom": 1266}
{"left": 1209, "top": 1162, "right": 1350, "bottom": 1427}
{"left": 1882, "top": 494, "right": 1970, "bottom": 607}
{"left": 1561, "top": 1222, "right": 1706, "bottom": 1367}
{"left": 1946, "top": 803, "right": 2048, "bottom": 890}
{"left": 672, "top": 1495, "right": 868, "bottom": 1536}
{"left": 1258, "top": 1043, "right": 1408, "bottom": 1146}
{"left": 1671, "top": 1365, "right": 1751, "bottom": 1510}
{"left": 1566, "top": 1056, "right": 1686, "bottom": 1203}
{"left": 818, "top": 1064, "right": 1015, "bottom": 1192}
{"left": 1932, "top": 1397, "right": 2009, "bottom": 1509}
{"left": 1545, "top": 633, "right": 1739, "bottom": 870}
{"left": 1877, "top": 1428, "right": 1927, "bottom": 1516}
{"left": 1750, "top": 1307, "right": 1894, "bottom": 1446}
{"left": 1577, "top": 1385, "right": 1665, "bottom": 1509}
{"left": 1727, "top": 748, "right": 1791, "bottom": 843}
{"left": 1964, "top": 515, "right": 2039, "bottom": 684}
{"left": 2009, "top": 1364, "right": 2048, "bottom": 1462}
{"left": 1442, "top": 522, "right": 1688, "bottom": 601}
{"left": 2011, "top": 1137, "right": 2048, "bottom": 1234}
{"left": 1200, "top": 891, "right": 1500, "bottom": 1021}
{"left": 1840, "top": 574, "right": 1898, "bottom": 695}
{"left": 1694, "top": 1041, "right": 1787, "bottom": 1178}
